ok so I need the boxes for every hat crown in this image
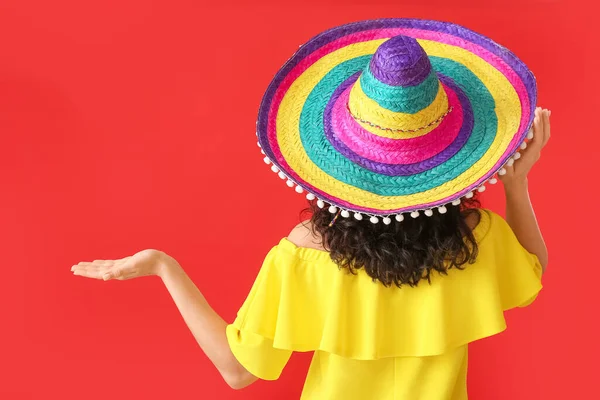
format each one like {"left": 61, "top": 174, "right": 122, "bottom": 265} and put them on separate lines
{"left": 369, "top": 35, "right": 432, "bottom": 87}
{"left": 347, "top": 35, "right": 448, "bottom": 136}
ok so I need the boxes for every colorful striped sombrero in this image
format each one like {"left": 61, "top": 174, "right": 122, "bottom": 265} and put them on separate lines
{"left": 256, "top": 19, "right": 536, "bottom": 224}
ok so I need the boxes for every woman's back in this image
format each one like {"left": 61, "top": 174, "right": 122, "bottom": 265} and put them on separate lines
{"left": 226, "top": 209, "right": 543, "bottom": 400}
{"left": 69, "top": 18, "right": 550, "bottom": 400}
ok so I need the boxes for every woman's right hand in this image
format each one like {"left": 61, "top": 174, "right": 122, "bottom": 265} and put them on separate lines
{"left": 499, "top": 107, "right": 551, "bottom": 187}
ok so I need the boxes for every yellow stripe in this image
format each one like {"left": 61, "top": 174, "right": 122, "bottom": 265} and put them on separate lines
{"left": 349, "top": 76, "right": 449, "bottom": 138}
{"left": 276, "top": 39, "right": 520, "bottom": 209}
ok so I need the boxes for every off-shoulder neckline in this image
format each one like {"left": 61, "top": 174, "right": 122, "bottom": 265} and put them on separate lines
{"left": 278, "top": 208, "right": 493, "bottom": 262}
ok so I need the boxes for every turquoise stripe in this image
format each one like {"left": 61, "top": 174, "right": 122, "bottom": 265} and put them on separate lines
{"left": 359, "top": 67, "right": 439, "bottom": 114}
{"left": 298, "top": 56, "right": 497, "bottom": 196}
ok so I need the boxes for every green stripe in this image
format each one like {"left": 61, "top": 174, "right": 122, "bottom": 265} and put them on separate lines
{"left": 297, "top": 56, "right": 497, "bottom": 195}
{"left": 359, "top": 67, "right": 439, "bottom": 114}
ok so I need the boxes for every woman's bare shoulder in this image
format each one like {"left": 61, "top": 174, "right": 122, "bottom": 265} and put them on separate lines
{"left": 287, "top": 221, "right": 326, "bottom": 251}
{"left": 464, "top": 209, "right": 482, "bottom": 230}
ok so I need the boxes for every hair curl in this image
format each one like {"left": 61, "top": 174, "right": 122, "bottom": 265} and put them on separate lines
{"left": 299, "top": 196, "right": 482, "bottom": 288}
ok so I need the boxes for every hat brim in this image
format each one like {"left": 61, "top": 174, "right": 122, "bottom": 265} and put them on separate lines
{"left": 257, "top": 19, "right": 536, "bottom": 215}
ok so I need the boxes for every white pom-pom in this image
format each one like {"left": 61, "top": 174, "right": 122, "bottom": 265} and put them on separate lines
{"left": 263, "top": 157, "right": 271, "bottom": 164}
{"left": 286, "top": 180, "right": 294, "bottom": 187}
{"left": 452, "top": 199, "right": 461, "bottom": 206}
{"left": 295, "top": 185, "right": 303, "bottom": 193}
{"left": 395, "top": 214, "right": 405, "bottom": 222}
{"left": 354, "top": 212, "right": 363, "bottom": 220}
{"left": 489, "top": 177, "right": 498, "bottom": 185}
{"left": 260, "top": 149, "right": 265, "bottom": 155}
{"left": 498, "top": 168, "right": 507, "bottom": 176}
{"left": 513, "top": 152, "right": 521, "bottom": 160}
{"left": 341, "top": 210, "right": 350, "bottom": 218}
{"left": 438, "top": 206, "right": 447, "bottom": 214}
{"left": 370, "top": 216, "right": 379, "bottom": 224}
{"left": 527, "top": 128, "right": 534, "bottom": 140}
{"left": 383, "top": 217, "right": 391, "bottom": 225}
{"left": 507, "top": 158, "right": 515, "bottom": 167}
{"left": 465, "top": 191, "right": 474, "bottom": 199}
{"left": 317, "top": 200, "right": 325, "bottom": 208}
{"left": 306, "top": 193, "right": 316, "bottom": 200}
{"left": 271, "top": 165, "right": 279, "bottom": 173}
{"left": 520, "top": 141, "right": 527, "bottom": 150}
{"left": 477, "top": 185, "right": 486, "bottom": 193}
{"left": 411, "top": 210, "right": 420, "bottom": 218}
{"left": 328, "top": 205, "right": 337, "bottom": 213}
{"left": 278, "top": 171, "right": 286, "bottom": 179}
{"left": 424, "top": 209, "right": 433, "bottom": 217}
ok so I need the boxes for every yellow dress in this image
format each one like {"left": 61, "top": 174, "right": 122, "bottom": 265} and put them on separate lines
{"left": 226, "top": 208, "right": 543, "bottom": 399}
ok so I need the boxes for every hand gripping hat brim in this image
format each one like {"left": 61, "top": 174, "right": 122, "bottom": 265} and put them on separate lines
{"left": 256, "top": 19, "right": 536, "bottom": 219}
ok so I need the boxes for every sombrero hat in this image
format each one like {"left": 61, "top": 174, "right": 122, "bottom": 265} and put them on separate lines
{"left": 256, "top": 19, "right": 536, "bottom": 224}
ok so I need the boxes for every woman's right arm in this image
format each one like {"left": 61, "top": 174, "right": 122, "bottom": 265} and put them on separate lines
{"left": 500, "top": 107, "right": 551, "bottom": 273}
{"left": 504, "top": 180, "right": 548, "bottom": 272}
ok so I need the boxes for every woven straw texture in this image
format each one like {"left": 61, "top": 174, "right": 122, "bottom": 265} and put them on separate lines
{"left": 256, "top": 19, "right": 536, "bottom": 215}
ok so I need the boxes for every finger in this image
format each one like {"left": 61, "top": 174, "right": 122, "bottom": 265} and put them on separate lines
{"left": 72, "top": 267, "right": 108, "bottom": 280}
{"left": 71, "top": 260, "right": 115, "bottom": 270}
{"left": 70, "top": 257, "right": 130, "bottom": 271}
{"left": 542, "top": 109, "right": 551, "bottom": 147}
{"left": 514, "top": 121, "right": 542, "bottom": 171}
{"left": 71, "top": 264, "right": 111, "bottom": 273}
{"left": 517, "top": 137, "right": 540, "bottom": 166}
{"left": 498, "top": 162, "right": 514, "bottom": 180}
{"left": 516, "top": 111, "right": 541, "bottom": 167}
{"left": 530, "top": 109, "right": 544, "bottom": 150}
{"left": 71, "top": 262, "right": 125, "bottom": 279}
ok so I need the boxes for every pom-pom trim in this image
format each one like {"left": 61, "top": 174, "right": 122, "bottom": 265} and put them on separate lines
{"left": 257, "top": 125, "right": 534, "bottom": 223}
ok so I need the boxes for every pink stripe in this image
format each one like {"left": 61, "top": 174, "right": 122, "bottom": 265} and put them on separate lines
{"left": 385, "top": 28, "right": 530, "bottom": 175}
{"left": 332, "top": 82, "right": 463, "bottom": 164}
{"left": 267, "top": 28, "right": 531, "bottom": 213}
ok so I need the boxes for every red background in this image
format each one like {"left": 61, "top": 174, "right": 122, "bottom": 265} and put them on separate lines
{"left": 1, "top": 0, "right": 597, "bottom": 399}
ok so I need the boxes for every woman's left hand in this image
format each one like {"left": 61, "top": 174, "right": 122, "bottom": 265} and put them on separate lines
{"left": 71, "top": 249, "right": 169, "bottom": 281}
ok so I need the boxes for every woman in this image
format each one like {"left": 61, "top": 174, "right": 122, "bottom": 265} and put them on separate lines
{"left": 71, "top": 19, "right": 550, "bottom": 399}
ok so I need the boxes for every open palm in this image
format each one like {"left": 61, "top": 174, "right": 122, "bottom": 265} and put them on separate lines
{"left": 71, "top": 248, "right": 165, "bottom": 281}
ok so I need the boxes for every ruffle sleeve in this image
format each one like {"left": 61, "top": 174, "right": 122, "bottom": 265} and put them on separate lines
{"left": 226, "top": 208, "right": 543, "bottom": 362}
{"left": 486, "top": 209, "right": 544, "bottom": 308}
{"left": 226, "top": 245, "right": 293, "bottom": 380}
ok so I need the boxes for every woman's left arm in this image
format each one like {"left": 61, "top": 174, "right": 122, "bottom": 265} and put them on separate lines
{"left": 156, "top": 253, "right": 258, "bottom": 389}
{"left": 71, "top": 249, "right": 257, "bottom": 390}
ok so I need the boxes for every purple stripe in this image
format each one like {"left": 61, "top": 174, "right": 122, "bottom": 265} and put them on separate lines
{"left": 257, "top": 19, "right": 536, "bottom": 168}
{"left": 323, "top": 73, "right": 474, "bottom": 176}
{"left": 369, "top": 35, "right": 431, "bottom": 87}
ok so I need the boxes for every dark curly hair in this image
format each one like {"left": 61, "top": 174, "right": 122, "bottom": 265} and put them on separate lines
{"left": 299, "top": 196, "right": 482, "bottom": 288}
